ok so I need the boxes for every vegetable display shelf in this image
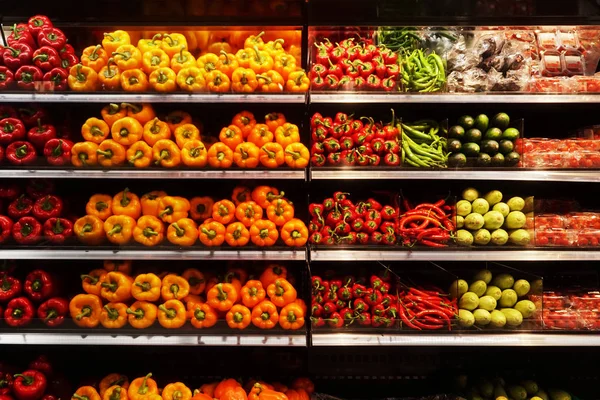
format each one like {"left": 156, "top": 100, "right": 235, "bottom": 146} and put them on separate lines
{"left": 0, "top": 93, "right": 308, "bottom": 103}
{"left": 309, "top": 93, "right": 600, "bottom": 104}
{"left": 309, "top": 168, "right": 600, "bottom": 182}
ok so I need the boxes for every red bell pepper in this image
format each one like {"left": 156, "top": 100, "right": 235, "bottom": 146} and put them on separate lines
{"left": 24, "top": 269, "right": 55, "bottom": 302}
{"left": 0, "top": 118, "right": 26, "bottom": 145}
{"left": 15, "top": 66, "right": 43, "bottom": 90}
{"left": 28, "top": 356, "right": 52, "bottom": 377}
{"left": 366, "top": 74, "right": 382, "bottom": 91}
{"left": 26, "top": 180, "right": 54, "bottom": 199}
{"left": 6, "top": 25, "right": 35, "bottom": 49}
{"left": 0, "top": 275, "right": 22, "bottom": 302}
{"left": 310, "top": 63, "right": 327, "bottom": 78}
{"left": 37, "top": 297, "right": 68, "bottom": 327}
{"left": 37, "top": 28, "right": 66, "bottom": 51}
{"left": 59, "top": 44, "right": 75, "bottom": 56}
{"left": 0, "top": 216, "right": 14, "bottom": 245}
{"left": 42, "top": 67, "right": 67, "bottom": 91}
{"left": 43, "top": 139, "right": 72, "bottom": 166}
{"left": 4, "top": 297, "right": 34, "bottom": 327}
{"left": 28, "top": 16, "right": 53, "bottom": 36}
{"left": 0, "top": 372, "right": 13, "bottom": 395}
{"left": 0, "top": 67, "right": 14, "bottom": 90}
{"left": 311, "top": 153, "right": 326, "bottom": 167}
{"left": 43, "top": 218, "right": 73, "bottom": 244}
{"left": 32, "top": 196, "right": 62, "bottom": 221}
{"left": 6, "top": 142, "right": 36, "bottom": 165}
{"left": 2, "top": 44, "right": 33, "bottom": 71}
{"left": 60, "top": 53, "right": 78, "bottom": 70}
{"left": 12, "top": 216, "right": 42, "bottom": 245}
{"left": 8, "top": 195, "right": 33, "bottom": 219}
{"left": 12, "top": 370, "right": 46, "bottom": 400}
{"left": 27, "top": 119, "right": 56, "bottom": 150}
{"left": 32, "top": 47, "right": 61, "bottom": 72}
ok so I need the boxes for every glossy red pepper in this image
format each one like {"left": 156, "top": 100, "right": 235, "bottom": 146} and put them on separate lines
{"left": 6, "top": 24, "right": 35, "bottom": 48}
{"left": 12, "top": 370, "right": 46, "bottom": 400}
{"left": 311, "top": 302, "right": 324, "bottom": 317}
{"left": 0, "top": 106, "right": 17, "bottom": 120}
{"left": 37, "top": 28, "right": 66, "bottom": 51}
{"left": 0, "top": 118, "right": 26, "bottom": 145}
{"left": 12, "top": 216, "right": 42, "bottom": 245}
{"left": 15, "top": 66, "right": 43, "bottom": 90}
{"left": 311, "top": 141, "right": 325, "bottom": 154}
{"left": 0, "top": 275, "right": 22, "bottom": 302}
{"left": 0, "top": 216, "right": 14, "bottom": 244}
{"left": 324, "top": 74, "right": 339, "bottom": 89}
{"left": 32, "top": 47, "right": 61, "bottom": 72}
{"left": 310, "top": 63, "right": 328, "bottom": 78}
{"left": 329, "top": 46, "right": 347, "bottom": 63}
{"left": 0, "top": 67, "right": 14, "bottom": 90}
{"left": 326, "top": 311, "right": 344, "bottom": 328}
{"left": 308, "top": 231, "right": 323, "bottom": 244}
{"left": 4, "top": 297, "right": 34, "bottom": 327}
{"left": 6, "top": 142, "right": 36, "bottom": 165}
{"left": 43, "top": 217, "right": 73, "bottom": 244}
{"left": 382, "top": 77, "right": 396, "bottom": 92}
{"left": 32, "top": 195, "right": 62, "bottom": 221}
{"left": 323, "top": 301, "right": 337, "bottom": 315}
{"left": 27, "top": 119, "right": 56, "bottom": 150}
{"left": 42, "top": 68, "right": 68, "bottom": 91}
{"left": 337, "top": 231, "right": 357, "bottom": 244}
{"left": 8, "top": 195, "right": 33, "bottom": 220}
{"left": 37, "top": 297, "right": 69, "bottom": 327}
{"left": 24, "top": 270, "right": 55, "bottom": 302}
{"left": 311, "top": 153, "right": 326, "bottom": 167}
{"left": 28, "top": 16, "right": 53, "bottom": 36}
{"left": 2, "top": 43, "right": 33, "bottom": 70}
{"left": 311, "top": 75, "right": 326, "bottom": 91}
{"left": 43, "top": 139, "right": 72, "bottom": 166}
{"left": 384, "top": 152, "right": 401, "bottom": 166}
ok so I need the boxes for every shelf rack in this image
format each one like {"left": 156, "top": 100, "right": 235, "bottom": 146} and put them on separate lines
{"left": 0, "top": 93, "right": 308, "bottom": 103}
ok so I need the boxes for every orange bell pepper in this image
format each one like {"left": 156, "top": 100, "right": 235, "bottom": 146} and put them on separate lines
{"left": 257, "top": 71, "right": 284, "bottom": 92}
{"left": 149, "top": 67, "right": 177, "bottom": 92}
{"left": 189, "top": 196, "right": 214, "bottom": 221}
{"left": 123, "top": 103, "right": 156, "bottom": 125}
{"left": 207, "top": 142, "right": 234, "bottom": 168}
{"left": 71, "top": 142, "right": 99, "bottom": 167}
{"left": 221, "top": 386, "right": 248, "bottom": 400}
{"left": 141, "top": 190, "right": 167, "bottom": 216}
{"left": 206, "top": 70, "right": 231, "bottom": 93}
{"left": 217, "top": 51, "right": 239, "bottom": 77}
{"left": 207, "top": 40, "right": 232, "bottom": 55}
{"left": 285, "top": 71, "right": 309, "bottom": 92}
{"left": 264, "top": 112, "right": 286, "bottom": 132}
{"left": 82, "top": 117, "right": 110, "bottom": 144}
{"left": 167, "top": 218, "right": 198, "bottom": 246}
{"left": 284, "top": 143, "right": 309, "bottom": 168}
{"left": 98, "top": 58, "right": 121, "bottom": 90}
{"left": 225, "top": 304, "right": 251, "bottom": 329}
{"left": 102, "top": 386, "right": 127, "bottom": 400}
{"left": 174, "top": 124, "right": 200, "bottom": 149}
{"left": 251, "top": 300, "right": 279, "bottom": 329}
{"left": 74, "top": 215, "right": 105, "bottom": 245}
{"left": 165, "top": 111, "right": 192, "bottom": 132}
{"left": 219, "top": 125, "right": 243, "bottom": 151}
{"left": 97, "top": 139, "right": 127, "bottom": 167}
{"left": 214, "top": 379, "right": 241, "bottom": 400}
{"left": 113, "top": 44, "right": 142, "bottom": 70}
{"left": 112, "top": 187, "right": 142, "bottom": 219}
{"left": 69, "top": 294, "right": 102, "bottom": 328}
{"left": 188, "top": 303, "right": 217, "bottom": 329}
{"left": 231, "top": 186, "right": 251, "bottom": 205}
{"left": 100, "top": 302, "right": 128, "bottom": 329}
{"left": 126, "top": 302, "right": 157, "bottom": 329}
{"left": 103, "top": 260, "right": 132, "bottom": 274}
{"left": 231, "top": 68, "right": 258, "bottom": 93}
{"left": 133, "top": 215, "right": 165, "bottom": 247}
{"left": 182, "top": 268, "right": 206, "bottom": 295}
{"left": 86, "top": 194, "right": 113, "bottom": 221}
{"left": 141, "top": 48, "right": 170, "bottom": 74}
{"left": 101, "top": 103, "right": 127, "bottom": 127}
{"left": 162, "top": 383, "right": 192, "bottom": 400}
{"left": 72, "top": 387, "right": 101, "bottom": 400}
{"left": 127, "top": 141, "right": 153, "bottom": 168}
{"left": 247, "top": 124, "right": 273, "bottom": 148}
{"left": 68, "top": 64, "right": 98, "bottom": 91}
{"left": 153, "top": 139, "right": 181, "bottom": 168}
{"left": 206, "top": 282, "right": 237, "bottom": 311}
{"left": 128, "top": 374, "right": 158, "bottom": 400}
{"left": 104, "top": 215, "right": 136, "bottom": 244}
{"left": 264, "top": 39, "right": 285, "bottom": 56}
{"left": 212, "top": 199, "right": 236, "bottom": 224}
{"left": 251, "top": 185, "right": 284, "bottom": 209}
{"left": 233, "top": 142, "right": 260, "bottom": 168}
{"left": 99, "top": 374, "right": 129, "bottom": 397}
{"left": 241, "top": 280, "right": 266, "bottom": 308}
{"left": 158, "top": 196, "right": 190, "bottom": 223}
{"left": 171, "top": 48, "right": 196, "bottom": 74}
{"left": 273, "top": 54, "right": 296, "bottom": 81}
{"left": 81, "top": 45, "right": 108, "bottom": 72}
{"left": 157, "top": 299, "right": 187, "bottom": 329}
{"left": 161, "top": 274, "right": 190, "bottom": 301}
{"left": 259, "top": 264, "right": 287, "bottom": 288}
{"left": 80, "top": 268, "right": 107, "bottom": 296}
{"left": 231, "top": 111, "right": 256, "bottom": 139}
{"left": 142, "top": 118, "right": 171, "bottom": 146}
{"left": 199, "top": 220, "right": 226, "bottom": 246}
{"left": 259, "top": 143, "right": 284, "bottom": 168}
{"left": 266, "top": 199, "right": 294, "bottom": 226}
{"left": 176, "top": 67, "right": 206, "bottom": 92}
{"left": 274, "top": 123, "right": 300, "bottom": 149}
{"left": 279, "top": 302, "right": 305, "bottom": 330}
{"left": 225, "top": 222, "right": 250, "bottom": 247}
{"left": 132, "top": 273, "right": 161, "bottom": 301}
{"left": 249, "top": 219, "right": 279, "bottom": 247}
{"left": 111, "top": 117, "right": 144, "bottom": 146}
{"left": 267, "top": 278, "right": 297, "bottom": 307}
{"left": 234, "top": 201, "right": 263, "bottom": 228}
{"left": 120, "top": 69, "right": 149, "bottom": 92}
{"left": 181, "top": 140, "right": 208, "bottom": 167}
{"left": 100, "top": 271, "right": 133, "bottom": 302}
{"left": 103, "top": 30, "right": 131, "bottom": 55}
{"left": 281, "top": 218, "right": 308, "bottom": 247}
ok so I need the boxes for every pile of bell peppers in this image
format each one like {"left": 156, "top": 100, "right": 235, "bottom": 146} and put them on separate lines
{"left": 0, "top": 15, "right": 79, "bottom": 91}
{"left": 0, "top": 264, "right": 69, "bottom": 328}
{"left": 71, "top": 261, "right": 305, "bottom": 330}
{"left": 74, "top": 374, "right": 313, "bottom": 400}
{"left": 0, "top": 180, "right": 73, "bottom": 246}
{"left": 310, "top": 37, "right": 399, "bottom": 91}
{"left": 74, "top": 185, "right": 308, "bottom": 248}
{"left": 69, "top": 30, "right": 308, "bottom": 93}
{"left": 71, "top": 103, "right": 309, "bottom": 169}
{"left": 0, "top": 355, "right": 63, "bottom": 400}
{"left": 309, "top": 111, "right": 401, "bottom": 167}
{"left": 0, "top": 105, "right": 73, "bottom": 166}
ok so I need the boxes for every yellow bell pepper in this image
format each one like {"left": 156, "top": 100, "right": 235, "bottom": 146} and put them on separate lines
{"left": 176, "top": 67, "right": 206, "bottom": 92}
{"left": 112, "top": 44, "right": 142, "bottom": 70}
{"left": 161, "top": 33, "right": 188, "bottom": 58}
{"left": 149, "top": 67, "right": 177, "bottom": 92}
{"left": 152, "top": 139, "right": 181, "bottom": 168}
{"left": 133, "top": 216, "right": 164, "bottom": 247}
{"left": 102, "top": 30, "right": 131, "bottom": 55}
{"left": 141, "top": 49, "right": 170, "bottom": 75}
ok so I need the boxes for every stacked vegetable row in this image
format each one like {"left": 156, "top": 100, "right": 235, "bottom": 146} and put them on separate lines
{"left": 70, "top": 262, "right": 305, "bottom": 330}
{"left": 73, "top": 104, "right": 308, "bottom": 169}
{"left": 0, "top": 355, "right": 56, "bottom": 400}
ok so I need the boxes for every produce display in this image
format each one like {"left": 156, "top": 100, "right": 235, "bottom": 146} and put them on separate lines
{"left": 455, "top": 187, "right": 533, "bottom": 247}
{"left": 0, "top": 355, "right": 58, "bottom": 400}
{"left": 397, "top": 195, "right": 454, "bottom": 247}
{"left": 311, "top": 268, "right": 455, "bottom": 330}
{"left": 310, "top": 37, "right": 400, "bottom": 91}
{"left": 401, "top": 119, "right": 447, "bottom": 168}
{"left": 0, "top": 15, "right": 79, "bottom": 91}
{"left": 309, "top": 111, "right": 401, "bottom": 167}
{"left": 535, "top": 211, "right": 600, "bottom": 247}
{"left": 447, "top": 112, "right": 522, "bottom": 168}
{"left": 68, "top": 29, "right": 308, "bottom": 93}
{"left": 457, "top": 375, "right": 574, "bottom": 400}
{"left": 519, "top": 136, "right": 600, "bottom": 169}
{"left": 69, "top": 261, "right": 305, "bottom": 330}
{"left": 541, "top": 289, "right": 600, "bottom": 330}
{"left": 451, "top": 269, "right": 540, "bottom": 329}
{"left": 73, "top": 104, "right": 308, "bottom": 169}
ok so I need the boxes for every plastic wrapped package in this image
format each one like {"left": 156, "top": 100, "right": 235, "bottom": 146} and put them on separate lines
{"left": 543, "top": 292, "right": 570, "bottom": 310}
{"left": 575, "top": 76, "right": 600, "bottom": 92}
{"left": 542, "top": 309, "right": 586, "bottom": 330}
{"left": 522, "top": 150, "right": 565, "bottom": 168}
{"left": 535, "top": 214, "right": 564, "bottom": 229}
{"left": 574, "top": 228, "right": 600, "bottom": 246}
{"left": 570, "top": 292, "right": 600, "bottom": 310}
{"left": 564, "top": 212, "right": 600, "bottom": 229}
{"left": 577, "top": 310, "right": 600, "bottom": 330}
{"left": 529, "top": 77, "right": 578, "bottom": 92}
{"left": 446, "top": 68, "right": 490, "bottom": 92}
{"left": 534, "top": 227, "right": 575, "bottom": 247}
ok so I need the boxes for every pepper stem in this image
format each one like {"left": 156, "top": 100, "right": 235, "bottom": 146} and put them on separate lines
{"left": 126, "top": 308, "right": 144, "bottom": 319}
{"left": 158, "top": 304, "right": 176, "bottom": 319}
{"left": 76, "top": 306, "right": 91, "bottom": 321}
{"left": 170, "top": 284, "right": 179, "bottom": 299}
{"left": 172, "top": 223, "right": 185, "bottom": 237}
{"left": 142, "top": 228, "right": 158, "bottom": 238}
{"left": 138, "top": 373, "right": 153, "bottom": 394}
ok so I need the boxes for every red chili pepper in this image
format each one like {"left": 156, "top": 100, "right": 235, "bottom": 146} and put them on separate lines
{"left": 398, "top": 300, "right": 421, "bottom": 330}
{"left": 370, "top": 231, "right": 383, "bottom": 244}
{"left": 42, "top": 68, "right": 68, "bottom": 91}
{"left": 323, "top": 301, "right": 337, "bottom": 315}
{"left": 6, "top": 142, "right": 36, "bottom": 166}
{"left": 43, "top": 139, "right": 72, "bottom": 166}
{"left": 15, "top": 66, "right": 43, "bottom": 90}
{"left": 4, "top": 297, "right": 34, "bottom": 328}
{"left": 12, "top": 370, "right": 46, "bottom": 400}
{"left": 414, "top": 309, "right": 451, "bottom": 331}
{"left": 32, "top": 196, "right": 62, "bottom": 221}
{"left": 24, "top": 270, "right": 55, "bottom": 302}
{"left": 37, "top": 28, "right": 66, "bottom": 51}
{"left": 8, "top": 195, "right": 33, "bottom": 220}
{"left": 421, "top": 239, "right": 447, "bottom": 248}
{"left": 0, "top": 275, "right": 22, "bottom": 302}
{"left": 308, "top": 231, "right": 323, "bottom": 245}
{"left": 414, "top": 203, "right": 447, "bottom": 218}
{"left": 12, "top": 216, "right": 42, "bottom": 245}
{"left": 326, "top": 311, "right": 344, "bottom": 328}
{"left": 26, "top": 180, "right": 54, "bottom": 199}
{"left": 37, "top": 297, "right": 69, "bottom": 327}
{"left": 0, "top": 118, "right": 26, "bottom": 145}
{"left": 0, "top": 67, "right": 14, "bottom": 90}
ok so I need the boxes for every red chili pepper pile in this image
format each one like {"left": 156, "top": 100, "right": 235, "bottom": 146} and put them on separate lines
{"left": 398, "top": 286, "right": 456, "bottom": 331}
{"left": 310, "top": 111, "right": 401, "bottom": 167}
{"left": 310, "top": 37, "right": 399, "bottom": 91}
{"left": 0, "top": 15, "right": 79, "bottom": 91}
{"left": 396, "top": 197, "right": 455, "bottom": 248}
{"left": 0, "top": 105, "right": 73, "bottom": 166}
{"left": 308, "top": 191, "right": 399, "bottom": 245}
{"left": 0, "top": 356, "right": 59, "bottom": 400}
{"left": 0, "top": 180, "right": 73, "bottom": 246}
{"left": 0, "top": 264, "right": 68, "bottom": 328}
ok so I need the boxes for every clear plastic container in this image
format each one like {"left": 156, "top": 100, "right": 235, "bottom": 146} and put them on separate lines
{"left": 541, "top": 50, "right": 564, "bottom": 76}
{"left": 543, "top": 292, "right": 570, "bottom": 310}
{"left": 563, "top": 50, "right": 585, "bottom": 75}
{"left": 570, "top": 292, "right": 600, "bottom": 310}
{"left": 542, "top": 309, "right": 585, "bottom": 330}
{"left": 565, "top": 212, "right": 600, "bottom": 229}
{"left": 535, "top": 214, "right": 565, "bottom": 229}
{"left": 575, "top": 76, "right": 600, "bottom": 93}
{"left": 575, "top": 228, "right": 600, "bottom": 247}
{"left": 557, "top": 30, "right": 582, "bottom": 51}
{"left": 528, "top": 77, "right": 577, "bottom": 93}
{"left": 577, "top": 310, "right": 600, "bottom": 330}
{"left": 522, "top": 150, "right": 566, "bottom": 168}
{"left": 534, "top": 227, "right": 575, "bottom": 247}
{"left": 537, "top": 31, "right": 560, "bottom": 50}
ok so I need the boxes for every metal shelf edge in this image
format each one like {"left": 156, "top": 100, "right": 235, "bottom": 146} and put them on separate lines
{"left": 311, "top": 333, "right": 600, "bottom": 346}
{"left": 0, "top": 93, "right": 307, "bottom": 103}
{"left": 309, "top": 93, "right": 600, "bottom": 104}
{"left": 0, "top": 333, "right": 306, "bottom": 346}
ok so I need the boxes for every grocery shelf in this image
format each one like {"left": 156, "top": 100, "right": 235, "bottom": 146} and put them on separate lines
{"left": 0, "top": 333, "right": 306, "bottom": 346}
{"left": 0, "top": 168, "right": 306, "bottom": 180}
{"left": 310, "top": 249, "right": 600, "bottom": 262}
{"left": 311, "top": 333, "right": 600, "bottom": 347}
{"left": 309, "top": 93, "right": 600, "bottom": 104}
{"left": 0, "top": 93, "right": 307, "bottom": 103}
{"left": 0, "top": 248, "right": 307, "bottom": 261}
{"left": 310, "top": 168, "right": 600, "bottom": 182}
